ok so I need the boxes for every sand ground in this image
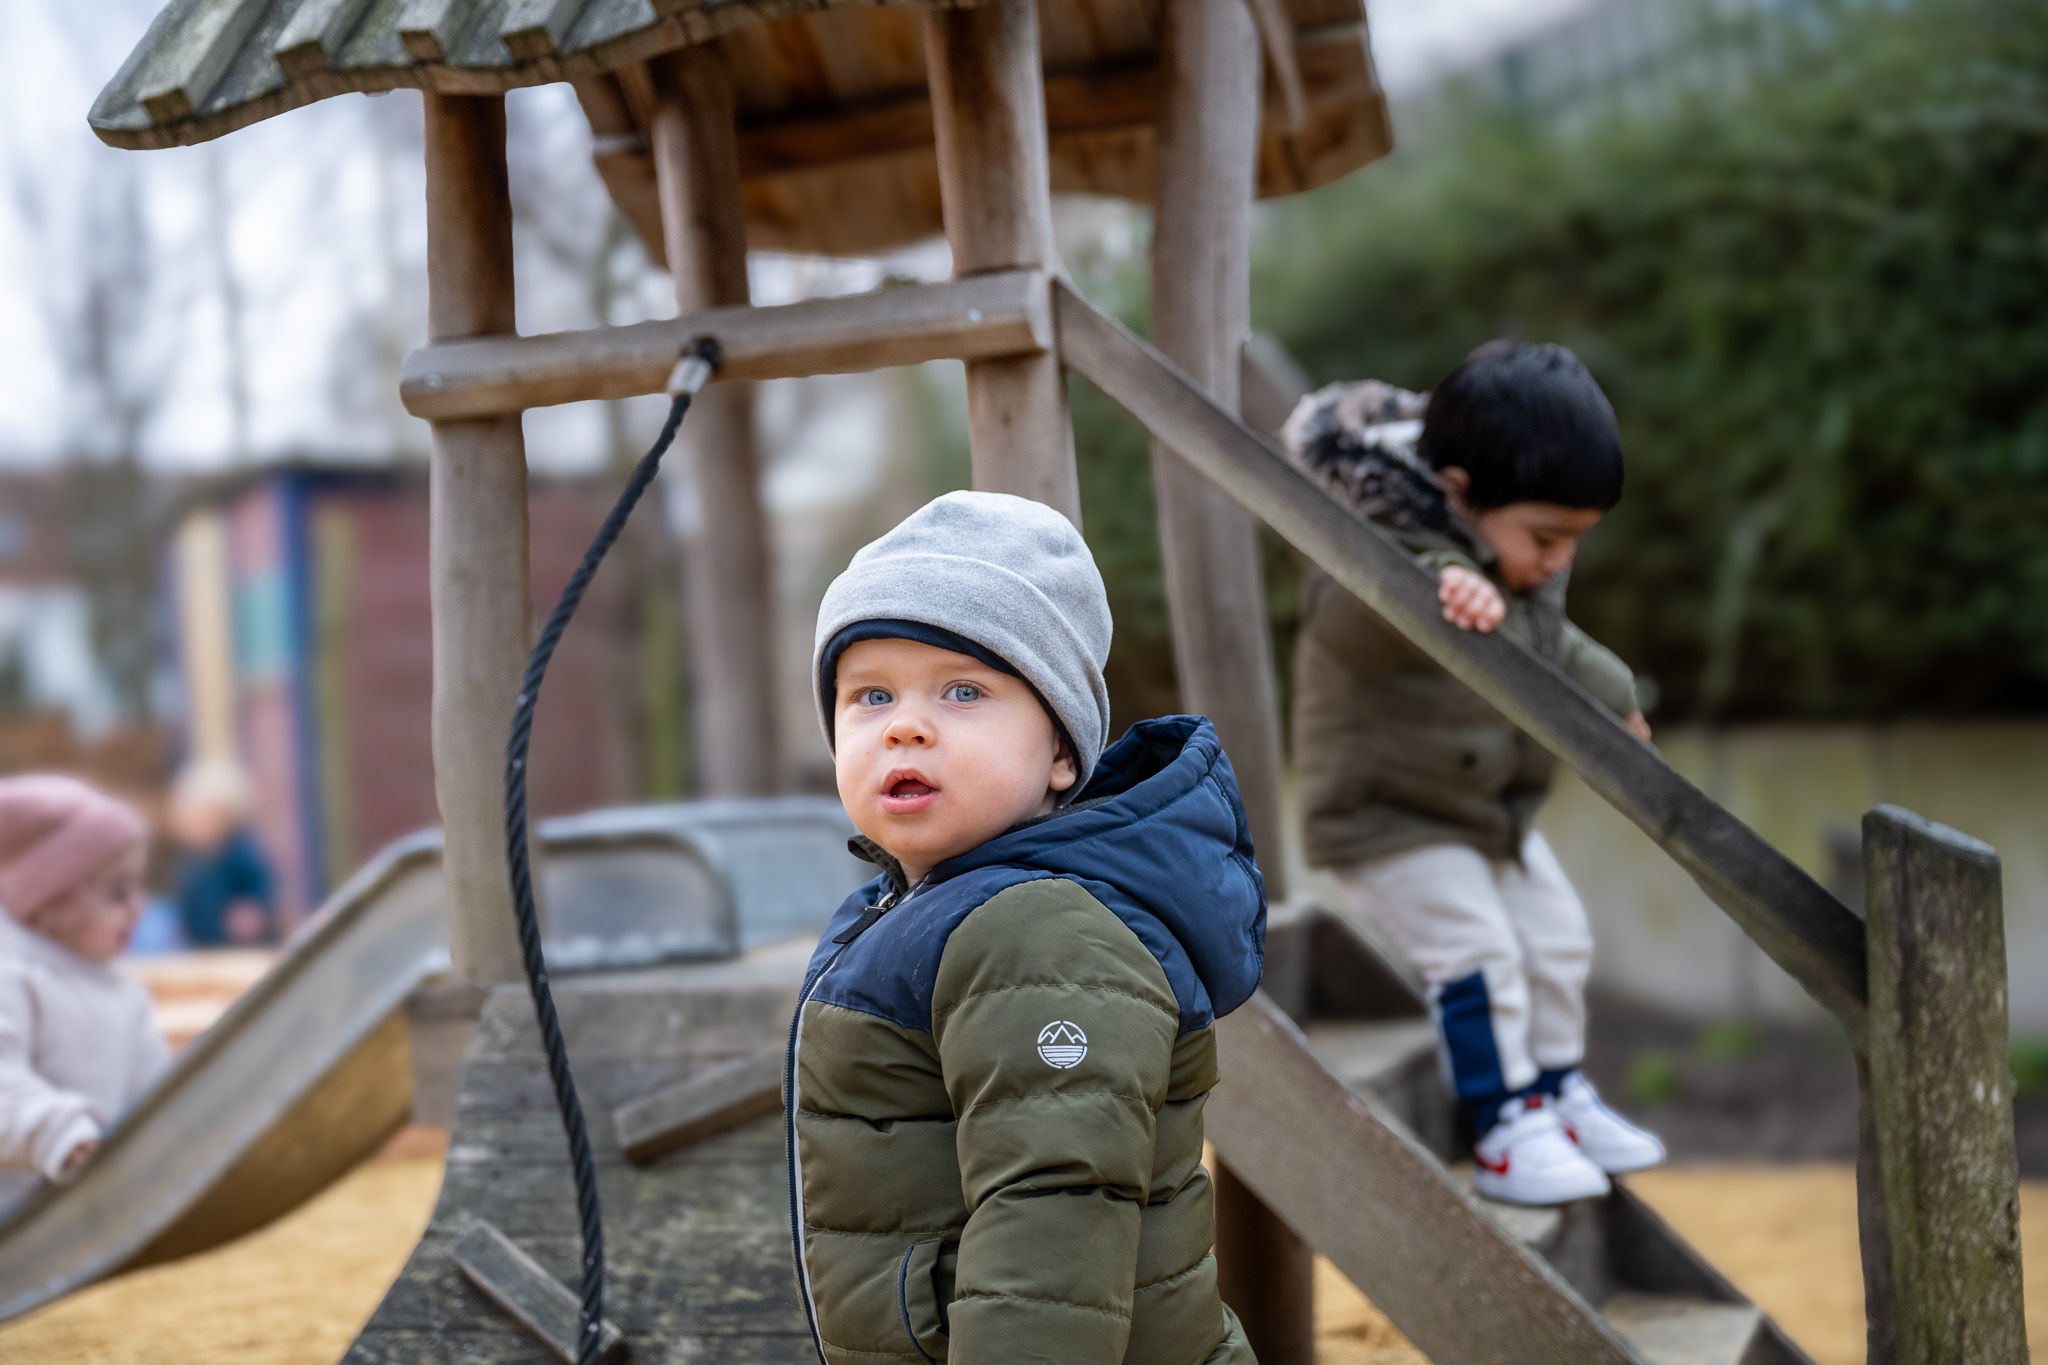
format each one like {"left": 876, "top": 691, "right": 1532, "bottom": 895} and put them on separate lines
{"left": 1, "top": 1158, "right": 2041, "bottom": 1364}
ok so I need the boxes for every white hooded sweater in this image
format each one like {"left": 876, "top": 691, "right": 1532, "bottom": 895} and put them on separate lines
{"left": 0, "top": 912, "right": 168, "bottom": 1207}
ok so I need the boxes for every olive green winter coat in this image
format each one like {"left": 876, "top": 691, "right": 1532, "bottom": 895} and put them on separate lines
{"left": 1292, "top": 536, "right": 1639, "bottom": 869}
{"left": 1279, "top": 374, "right": 1641, "bottom": 869}
{"left": 786, "top": 717, "right": 1263, "bottom": 1365}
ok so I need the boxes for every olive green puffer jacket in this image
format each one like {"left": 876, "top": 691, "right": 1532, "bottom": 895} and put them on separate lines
{"left": 1281, "top": 376, "right": 1642, "bottom": 869}
{"left": 1293, "top": 545, "right": 1639, "bottom": 868}
{"left": 787, "top": 717, "right": 1263, "bottom": 1365}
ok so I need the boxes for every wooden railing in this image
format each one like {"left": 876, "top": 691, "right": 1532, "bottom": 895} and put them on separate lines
{"left": 1054, "top": 284, "right": 1869, "bottom": 1032}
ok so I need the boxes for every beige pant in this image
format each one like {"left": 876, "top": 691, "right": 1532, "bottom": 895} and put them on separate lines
{"left": 1331, "top": 831, "right": 1591, "bottom": 1100}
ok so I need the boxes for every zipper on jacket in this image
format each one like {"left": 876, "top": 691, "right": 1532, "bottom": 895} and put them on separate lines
{"left": 786, "top": 886, "right": 902, "bottom": 1365}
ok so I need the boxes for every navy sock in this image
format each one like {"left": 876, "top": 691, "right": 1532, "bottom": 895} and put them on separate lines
{"left": 1464, "top": 1085, "right": 1536, "bottom": 1135}
{"left": 1533, "top": 1066, "right": 1579, "bottom": 1098}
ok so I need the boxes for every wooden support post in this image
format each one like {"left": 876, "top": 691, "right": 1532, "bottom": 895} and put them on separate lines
{"left": 1214, "top": 1161, "right": 1317, "bottom": 1363}
{"left": 1148, "top": 0, "right": 1289, "bottom": 904}
{"left": 1149, "top": 1, "right": 1307, "bottom": 1359}
{"left": 650, "top": 47, "right": 781, "bottom": 797}
{"left": 926, "top": 0, "right": 1081, "bottom": 525}
{"left": 423, "top": 92, "right": 531, "bottom": 986}
{"left": 1859, "top": 805, "right": 2026, "bottom": 1364}
{"left": 1855, "top": 1051, "right": 1901, "bottom": 1365}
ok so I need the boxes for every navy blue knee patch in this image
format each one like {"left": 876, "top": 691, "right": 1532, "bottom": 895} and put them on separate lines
{"left": 1436, "top": 971, "right": 1507, "bottom": 1101}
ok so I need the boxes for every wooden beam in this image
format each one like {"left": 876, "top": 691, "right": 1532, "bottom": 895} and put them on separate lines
{"left": 134, "top": 0, "right": 270, "bottom": 123}
{"left": 650, "top": 45, "right": 780, "bottom": 800}
{"left": 396, "top": 0, "right": 466, "bottom": 63}
{"left": 614, "top": 1050, "right": 783, "bottom": 1164}
{"left": 927, "top": 0, "right": 1082, "bottom": 526}
{"left": 572, "top": 75, "right": 669, "bottom": 270}
{"left": 722, "top": 28, "right": 1372, "bottom": 182}
{"left": 423, "top": 91, "right": 531, "bottom": 988}
{"left": 733, "top": 64, "right": 1153, "bottom": 178}
{"left": 274, "top": 0, "right": 382, "bottom": 78}
{"left": 1147, "top": 1, "right": 1307, "bottom": 1355}
{"left": 401, "top": 270, "right": 1054, "bottom": 420}
{"left": 1053, "top": 282, "right": 1871, "bottom": 1040}
{"left": 450, "top": 1219, "right": 629, "bottom": 1364}
{"left": 1243, "top": 0, "right": 1308, "bottom": 132}
{"left": 1209, "top": 994, "right": 1640, "bottom": 1365}
{"left": 1860, "top": 807, "right": 2025, "bottom": 1364}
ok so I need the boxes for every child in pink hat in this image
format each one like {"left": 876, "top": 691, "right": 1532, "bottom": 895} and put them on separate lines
{"left": 0, "top": 775, "right": 168, "bottom": 1209}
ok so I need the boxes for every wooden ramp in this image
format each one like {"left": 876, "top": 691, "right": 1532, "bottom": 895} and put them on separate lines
{"left": 344, "top": 944, "right": 818, "bottom": 1365}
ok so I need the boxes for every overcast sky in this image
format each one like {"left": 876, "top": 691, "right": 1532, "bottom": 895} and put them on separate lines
{"left": 0, "top": 0, "right": 1590, "bottom": 472}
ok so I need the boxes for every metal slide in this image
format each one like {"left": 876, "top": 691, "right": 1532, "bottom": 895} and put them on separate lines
{"left": 0, "top": 798, "right": 862, "bottom": 1323}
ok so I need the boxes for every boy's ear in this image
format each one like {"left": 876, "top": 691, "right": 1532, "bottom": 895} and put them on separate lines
{"left": 1438, "top": 466, "right": 1472, "bottom": 498}
{"left": 1048, "top": 736, "right": 1078, "bottom": 793}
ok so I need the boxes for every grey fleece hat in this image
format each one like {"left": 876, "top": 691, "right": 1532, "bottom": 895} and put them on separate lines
{"left": 813, "top": 491, "right": 1113, "bottom": 790}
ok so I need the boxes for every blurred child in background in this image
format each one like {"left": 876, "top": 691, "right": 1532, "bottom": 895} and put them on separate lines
{"left": 0, "top": 775, "right": 168, "bottom": 1207}
{"left": 168, "top": 759, "right": 275, "bottom": 948}
{"left": 1285, "top": 341, "right": 1664, "bottom": 1206}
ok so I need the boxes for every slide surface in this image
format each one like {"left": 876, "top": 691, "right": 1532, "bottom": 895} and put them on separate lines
{"left": 0, "top": 798, "right": 860, "bottom": 1322}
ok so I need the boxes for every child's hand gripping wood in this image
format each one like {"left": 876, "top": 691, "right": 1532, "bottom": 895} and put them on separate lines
{"left": 1436, "top": 565, "right": 1653, "bottom": 742}
{"left": 1437, "top": 563, "right": 1506, "bottom": 634}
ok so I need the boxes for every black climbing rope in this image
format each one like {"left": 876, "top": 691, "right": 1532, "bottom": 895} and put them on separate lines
{"left": 504, "top": 336, "right": 721, "bottom": 1365}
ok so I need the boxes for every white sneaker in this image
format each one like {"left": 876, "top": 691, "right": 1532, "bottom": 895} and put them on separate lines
{"left": 1554, "top": 1071, "right": 1667, "bottom": 1174}
{"left": 1471, "top": 1096, "right": 1611, "bottom": 1205}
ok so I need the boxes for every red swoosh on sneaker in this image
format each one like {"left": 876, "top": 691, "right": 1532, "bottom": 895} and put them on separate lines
{"left": 1476, "top": 1150, "right": 1510, "bottom": 1176}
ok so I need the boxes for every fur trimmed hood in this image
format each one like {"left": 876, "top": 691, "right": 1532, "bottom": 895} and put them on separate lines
{"left": 1280, "top": 379, "right": 1456, "bottom": 540}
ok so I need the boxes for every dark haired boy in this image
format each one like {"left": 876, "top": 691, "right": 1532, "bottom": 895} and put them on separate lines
{"left": 789, "top": 490, "right": 1261, "bottom": 1364}
{"left": 1283, "top": 340, "right": 1664, "bottom": 1205}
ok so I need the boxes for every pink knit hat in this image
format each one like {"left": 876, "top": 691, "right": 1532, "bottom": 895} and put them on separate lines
{"left": 0, "top": 776, "right": 148, "bottom": 924}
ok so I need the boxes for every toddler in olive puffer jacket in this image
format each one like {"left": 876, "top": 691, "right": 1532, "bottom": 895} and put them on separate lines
{"left": 1284, "top": 341, "right": 1665, "bottom": 1207}
{"left": 787, "top": 490, "right": 1263, "bottom": 1365}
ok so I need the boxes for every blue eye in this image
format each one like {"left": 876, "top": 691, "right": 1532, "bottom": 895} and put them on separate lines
{"left": 857, "top": 687, "right": 891, "bottom": 706}
{"left": 945, "top": 683, "right": 982, "bottom": 703}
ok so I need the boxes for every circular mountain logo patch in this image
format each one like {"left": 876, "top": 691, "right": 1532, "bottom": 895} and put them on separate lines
{"left": 1036, "top": 1020, "right": 1088, "bottom": 1069}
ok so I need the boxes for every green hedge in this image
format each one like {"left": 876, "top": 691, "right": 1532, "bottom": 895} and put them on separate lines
{"left": 1242, "top": 0, "right": 2048, "bottom": 722}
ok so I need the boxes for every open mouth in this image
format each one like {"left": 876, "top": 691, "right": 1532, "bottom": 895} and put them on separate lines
{"left": 880, "top": 772, "right": 939, "bottom": 812}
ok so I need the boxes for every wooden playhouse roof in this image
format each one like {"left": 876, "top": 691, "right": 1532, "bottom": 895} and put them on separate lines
{"left": 92, "top": 0, "right": 1391, "bottom": 257}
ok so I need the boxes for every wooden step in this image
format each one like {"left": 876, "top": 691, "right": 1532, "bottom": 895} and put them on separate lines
{"left": 1222, "top": 992, "right": 1821, "bottom": 1365}
{"left": 1466, "top": 1178, "right": 1611, "bottom": 1302}
{"left": 1602, "top": 1293, "right": 1763, "bottom": 1365}
{"left": 1212, "top": 996, "right": 1645, "bottom": 1365}
{"left": 1298, "top": 1017, "right": 1436, "bottom": 1091}
{"left": 1458, "top": 1174, "right": 1806, "bottom": 1365}
{"left": 1269, "top": 913, "right": 1815, "bottom": 1365}
{"left": 1297, "top": 1017, "right": 1454, "bottom": 1156}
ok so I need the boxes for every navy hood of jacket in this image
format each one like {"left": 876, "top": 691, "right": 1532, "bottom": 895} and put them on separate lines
{"left": 806, "top": 714, "right": 1269, "bottom": 1034}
